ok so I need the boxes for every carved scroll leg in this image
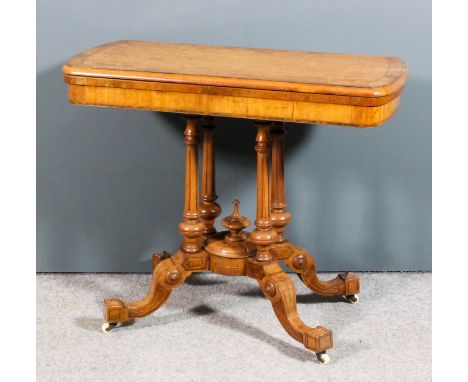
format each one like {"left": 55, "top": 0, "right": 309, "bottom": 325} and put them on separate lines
{"left": 285, "top": 246, "right": 360, "bottom": 301}
{"left": 247, "top": 259, "right": 333, "bottom": 362}
{"left": 102, "top": 256, "right": 191, "bottom": 332}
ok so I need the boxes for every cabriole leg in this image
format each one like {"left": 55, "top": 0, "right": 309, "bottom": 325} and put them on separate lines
{"left": 102, "top": 256, "right": 190, "bottom": 332}
{"left": 247, "top": 258, "right": 333, "bottom": 363}
{"left": 284, "top": 247, "right": 360, "bottom": 301}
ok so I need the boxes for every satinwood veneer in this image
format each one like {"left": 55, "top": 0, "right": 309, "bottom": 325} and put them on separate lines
{"left": 63, "top": 41, "right": 407, "bottom": 364}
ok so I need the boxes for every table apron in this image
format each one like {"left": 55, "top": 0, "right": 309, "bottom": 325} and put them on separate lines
{"left": 67, "top": 84, "right": 400, "bottom": 127}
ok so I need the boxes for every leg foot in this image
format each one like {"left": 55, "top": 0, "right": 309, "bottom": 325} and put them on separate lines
{"left": 102, "top": 254, "right": 191, "bottom": 330}
{"left": 247, "top": 259, "right": 333, "bottom": 354}
{"left": 285, "top": 246, "right": 360, "bottom": 298}
{"left": 101, "top": 322, "right": 117, "bottom": 333}
{"left": 345, "top": 294, "right": 359, "bottom": 304}
{"left": 103, "top": 298, "right": 129, "bottom": 324}
{"left": 316, "top": 351, "right": 331, "bottom": 364}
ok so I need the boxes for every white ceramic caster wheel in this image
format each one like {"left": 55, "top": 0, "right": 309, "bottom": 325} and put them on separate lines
{"left": 316, "top": 352, "right": 330, "bottom": 364}
{"left": 346, "top": 294, "right": 359, "bottom": 304}
{"left": 101, "top": 322, "right": 117, "bottom": 333}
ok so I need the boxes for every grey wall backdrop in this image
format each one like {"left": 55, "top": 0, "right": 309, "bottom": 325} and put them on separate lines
{"left": 37, "top": 0, "right": 431, "bottom": 272}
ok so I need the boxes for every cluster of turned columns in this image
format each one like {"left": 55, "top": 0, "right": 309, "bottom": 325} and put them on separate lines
{"left": 178, "top": 116, "right": 290, "bottom": 261}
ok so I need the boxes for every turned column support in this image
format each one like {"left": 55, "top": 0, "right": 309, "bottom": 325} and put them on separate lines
{"left": 199, "top": 116, "right": 221, "bottom": 235}
{"left": 178, "top": 116, "right": 205, "bottom": 254}
{"left": 250, "top": 121, "right": 278, "bottom": 261}
{"left": 270, "top": 122, "right": 291, "bottom": 243}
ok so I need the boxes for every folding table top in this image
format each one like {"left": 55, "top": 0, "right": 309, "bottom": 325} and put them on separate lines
{"left": 63, "top": 40, "right": 408, "bottom": 127}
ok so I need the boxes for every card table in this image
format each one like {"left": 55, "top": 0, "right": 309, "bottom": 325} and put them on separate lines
{"left": 63, "top": 40, "right": 407, "bottom": 364}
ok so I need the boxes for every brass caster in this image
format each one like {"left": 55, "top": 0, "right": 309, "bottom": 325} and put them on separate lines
{"left": 316, "top": 351, "right": 331, "bottom": 364}
{"left": 345, "top": 294, "right": 359, "bottom": 304}
{"left": 101, "top": 322, "right": 117, "bottom": 333}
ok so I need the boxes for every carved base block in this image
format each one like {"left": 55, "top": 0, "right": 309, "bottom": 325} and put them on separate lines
{"left": 340, "top": 272, "right": 361, "bottom": 296}
{"left": 104, "top": 298, "right": 129, "bottom": 323}
{"left": 304, "top": 326, "right": 333, "bottom": 353}
{"left": 204, "top": 231, "right": 256, "bottom": 276}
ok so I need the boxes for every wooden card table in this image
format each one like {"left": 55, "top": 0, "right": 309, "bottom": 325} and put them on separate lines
{"left": 63, "top": 41, "right": 407, "bottom": 364}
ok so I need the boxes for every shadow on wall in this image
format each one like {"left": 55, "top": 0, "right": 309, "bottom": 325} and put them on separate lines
{"left": 37, "top": 64, "right": 431, "bottom": 272}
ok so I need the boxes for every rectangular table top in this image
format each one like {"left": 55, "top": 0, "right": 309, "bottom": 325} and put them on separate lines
{"left": 63, "top": 40, "right": 408, "bottom": 127}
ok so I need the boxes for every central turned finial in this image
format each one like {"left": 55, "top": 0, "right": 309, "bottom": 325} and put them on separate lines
{"left": 222, "top": 199, "right": 250, "bottom": 243}
{"left": 203, "top": 198, "right": 256, "bottom": 274}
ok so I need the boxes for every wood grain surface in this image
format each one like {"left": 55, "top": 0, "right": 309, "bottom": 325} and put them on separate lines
{"left": 64, "top": 40, "right": 407, "bottom": 98}
{"left": 63, "top": 41, "right": 408, "bottom": 126}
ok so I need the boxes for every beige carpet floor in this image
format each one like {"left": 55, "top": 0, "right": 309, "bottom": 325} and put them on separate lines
{"left": 37, "top": 272, "right": 431, "bottom": 382}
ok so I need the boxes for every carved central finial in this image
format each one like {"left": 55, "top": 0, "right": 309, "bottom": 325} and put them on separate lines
{"left": 222, "top": 199, "right": 250, "bottom": 242}
{"left": 232, "top": 199, "right": 240, "bottom": 218}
